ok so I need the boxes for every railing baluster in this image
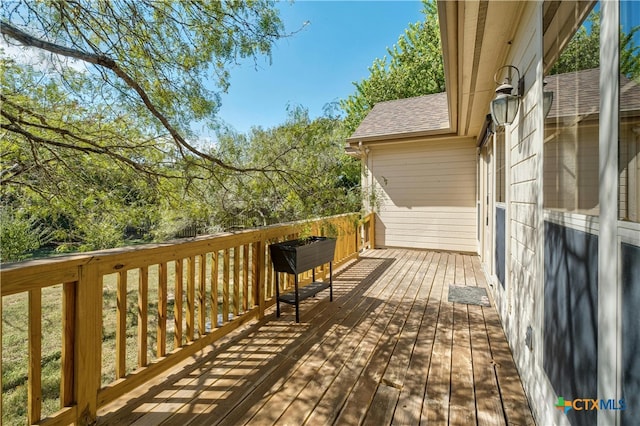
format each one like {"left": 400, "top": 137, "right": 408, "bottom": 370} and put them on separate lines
{"left": 138, "top": 266, "right": 148, "bottom": 368}
{"left": 223, "top": 249, "right": 230, "bottom": 323}
{"left": 186, "top": 257, "right": 195, "bottom": 342}
{"left": 198, "top": 254, "right": 206, "bottom": 336}
{"left": 370, "top": 212, "right": 376, "bottom": 249}
{"left": 243, "top": 244, "right": 250, "bottom": 311}
{"left": 174, "top": 259, "right": 183, "bottom": 349}
{"left": 158, "top": 262, "right": 168, "bottom": 358}
{"left": 61, "top": 282, "right": 76, "bottom": 407}
{"left": 344, "top": 219, "right": 349, "bottom": 256}
{"left": 266, "top": 247, "right": 273, "bottom": 299}
{"left": 233, "top": 246, "right": 240, "bottom": 316}
{"left": 28, "top": 289, "right": 42, "bottom": 424}
{"left": 116, "top": 271, "right": 127, "bottom": 378}
{"left": 210, "top": 251, "right": 219, "bottom": 329}
{"left": 252, "top": 241, "right": 264, "bottom": 317}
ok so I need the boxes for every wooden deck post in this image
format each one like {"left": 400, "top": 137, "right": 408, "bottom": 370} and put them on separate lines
{"left": 74, "top": 261, "right": 102, "bottom": 426}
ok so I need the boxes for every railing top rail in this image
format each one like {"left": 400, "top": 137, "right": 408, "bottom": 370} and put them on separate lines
{"left": 1, "top": 213, "right": 360, "bottom": 296}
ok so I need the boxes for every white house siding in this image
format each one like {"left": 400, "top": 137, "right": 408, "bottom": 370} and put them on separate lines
{"left": 369, "top": 138, "right": 477, "bottom": 252}
{"left": 488, "top": 3, "right": 570, "bottom": 426}
{"left": 506, "top": 16, "right": 541, "bottom": 388}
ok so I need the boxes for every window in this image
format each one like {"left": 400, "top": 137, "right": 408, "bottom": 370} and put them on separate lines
{"left": 543, "top": 4, "right": 600, "bottom": 215}
{"left": 618, "top": 2, "right": 640, "bottom": 223}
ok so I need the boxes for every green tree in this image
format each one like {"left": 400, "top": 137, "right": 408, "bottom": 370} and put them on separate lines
{"left": 340, "top": 0, "right": 445, "bottom": 133}
{"left": 1, "top": 1, "right": 285, "bottom": 173}
{"left": 550, "top": 11, "right": 601, "bottom": 75}
{"left": 550, "top": 9, "right": 640, "bottom": 79}
{"left": 191, "top": 105, "right": 361, "bottom": 230}
{"left": 620, "top": 25, "right": 640, "bottom": 82}
{"left": 1, "top": 58, "right": 170, "bottom": 256}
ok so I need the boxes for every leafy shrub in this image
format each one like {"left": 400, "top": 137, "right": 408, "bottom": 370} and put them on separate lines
{"left": 76, "top": 215, "right": 124, "bottom": 251}
{"left": 0, "top": 210, "right": 50, "bottom": 262}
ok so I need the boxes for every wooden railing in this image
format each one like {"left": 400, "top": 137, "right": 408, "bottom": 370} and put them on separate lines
{"left": 0, "top": 213, "right": 374, "bottom": 425}
{"left": 360, "top": 211, "right": 375, "bottom": 249}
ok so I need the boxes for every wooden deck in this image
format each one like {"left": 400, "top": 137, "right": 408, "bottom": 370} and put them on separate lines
{"left": 97, "top": 249, "right": 535, "bottom": 425}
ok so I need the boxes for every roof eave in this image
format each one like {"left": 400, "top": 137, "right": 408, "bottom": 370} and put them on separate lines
{"left": 437, "top": 0, "right": 528, "bottom": 138}
{"left": 438, "top": 0, "right": 459, "bottom": 135}
{"left": 347, "top": 129, "right": 453, "bottom": 145}
{"left": 346, "top": 128, "right": 456, "bottom": 147}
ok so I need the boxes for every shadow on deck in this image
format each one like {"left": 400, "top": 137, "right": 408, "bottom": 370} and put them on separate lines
{"left": 98, "top": 249, "right": 535, "bottom": 425}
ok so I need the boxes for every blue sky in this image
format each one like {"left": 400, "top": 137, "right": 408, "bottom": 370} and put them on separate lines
{"left": 209, "top": 1, "right": 425, "bottom": 135}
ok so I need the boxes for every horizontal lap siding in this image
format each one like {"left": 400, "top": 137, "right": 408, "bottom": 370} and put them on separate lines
{"left": 511, "top": 220, "right": 536, "bottom": 248}
{"left": 372, "top": 139, "right": 477, "bottom": 252}
{"left": 503, "top": 4, "right": 548, "bottom": 423}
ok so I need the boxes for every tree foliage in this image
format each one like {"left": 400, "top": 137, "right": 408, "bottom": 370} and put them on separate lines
{"left": 164, "top": 106, "right": 361, "bottom": 233}
{"left": 550, "top": 9, "right": 640, "bottom": 80}
{"left": 1, "top": 1, "right": 287, "bottom": 173}
{"left": 550, "top": 11, "right": 601, "bottom": 75}
{"left": 620, "top": 24, "right": 640, "bottom": 82}
{"left": 1, "top": 56, "right": 173, "bottom": 258}
{"left": 340, "top": 0, "right": 444, "bottom": 133}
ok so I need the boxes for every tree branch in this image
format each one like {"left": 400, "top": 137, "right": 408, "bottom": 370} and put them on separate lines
{"left": 1, "top": 109, "right": 175, "bottom": 181}
{"left": 1, "top": 20, "right": 276, "bottom": 174}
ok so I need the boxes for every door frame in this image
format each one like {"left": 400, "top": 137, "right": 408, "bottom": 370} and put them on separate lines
{"left": 481, "top": 139, "right": 495, "bottom": 277}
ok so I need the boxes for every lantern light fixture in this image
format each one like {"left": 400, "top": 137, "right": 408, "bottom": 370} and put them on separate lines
{"left": 490, "top": 65, "right": 524, "bottom": 126}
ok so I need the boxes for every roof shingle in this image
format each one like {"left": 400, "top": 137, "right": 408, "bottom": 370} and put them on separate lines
{"left": 347, "top": 92, "right": 450, "bottom": 142}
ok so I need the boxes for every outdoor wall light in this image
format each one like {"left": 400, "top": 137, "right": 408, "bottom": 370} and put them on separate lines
{"left": 490, "top": 65, "right": 524, "bottom": 126}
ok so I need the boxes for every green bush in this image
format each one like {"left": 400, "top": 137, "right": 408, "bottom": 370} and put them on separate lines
{"left": 76, "top": 215, "right": 124, "bottom": 251}
{"left": 0, "top": 210, "right": 46, "bottom": 262}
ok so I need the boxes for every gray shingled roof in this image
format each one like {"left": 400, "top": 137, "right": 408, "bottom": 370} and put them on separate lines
{"left": 347, "top": 92, "right": 450, "bottom": 142}
{"left": 348, "top": 68, "right": 639, "bottom": 144}
{"left": 545, "top": 68, "right": 640, "bottom": 119}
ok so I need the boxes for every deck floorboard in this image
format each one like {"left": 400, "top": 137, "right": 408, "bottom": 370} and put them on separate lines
{"left": 97, "top": 249, "right": 535, "bottom": 426}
